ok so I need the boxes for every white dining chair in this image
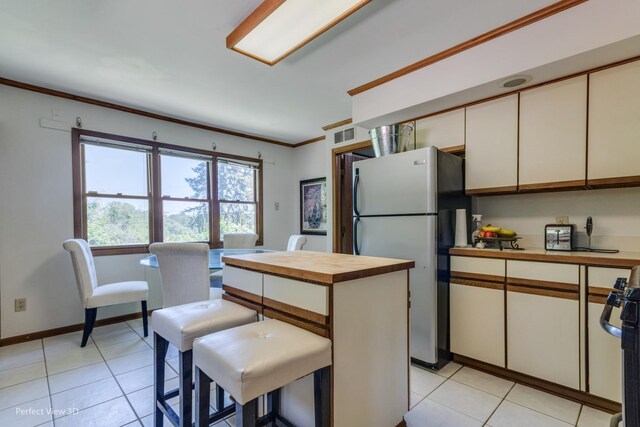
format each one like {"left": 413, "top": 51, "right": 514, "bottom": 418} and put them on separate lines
{"left": 149, "top": 242, "right": 221, "bottom": 307}
{"left": 287, "top": 234, "right": 307, "bottom": 251}
{"left": 63, "top": 239, "right": 149, "bottom": 347}
{"left": 222, "top": 232, "right": 259, "bottom": 249}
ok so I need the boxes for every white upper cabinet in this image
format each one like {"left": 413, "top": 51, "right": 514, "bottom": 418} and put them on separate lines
{"left": 465, "top": 94, "right": 518, "bottom": 193}
{"left": 519, "top": 75, "right": 587, "bottom": 189}
{"left": 588, "top": 59, "right": 640, "bottom": 185}
{"left": 415, "top": 108, "right": 464, "bottom": 150}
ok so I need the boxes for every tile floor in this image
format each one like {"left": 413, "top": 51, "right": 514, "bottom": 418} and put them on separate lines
{"left": 0, "top": 319, "right": 619, "bottom": 427}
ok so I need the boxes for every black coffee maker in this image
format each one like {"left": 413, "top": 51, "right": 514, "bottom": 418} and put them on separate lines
{"left": 601, "top": 265, "right": 640, "bottom": 427}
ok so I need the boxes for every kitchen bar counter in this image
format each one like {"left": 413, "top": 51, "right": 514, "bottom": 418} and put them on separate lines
{"left": 450, "top": 247, "right": 640, "bottom": 268}
{"left": 222, "top": 250, "right": 414, "bottom": 285}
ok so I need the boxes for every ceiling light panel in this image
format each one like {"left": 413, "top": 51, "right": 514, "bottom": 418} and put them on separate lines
{"left": 228, "top": 0, "right": 370, "bottom": 65}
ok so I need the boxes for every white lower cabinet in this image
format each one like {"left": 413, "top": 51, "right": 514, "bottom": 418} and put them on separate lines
{"left": 507, "top": 290, "right": 580, "bottom": 389}
{"left": 450, "top": 282, "right": 505, "bottom": 367}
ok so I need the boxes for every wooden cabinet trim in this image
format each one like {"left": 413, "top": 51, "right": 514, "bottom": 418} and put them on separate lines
{"left": 588, "top": 295, "right": 608, "bottom": 304}
{"left": 263, "top": 296, "right": 328, "bottom": 326}
{"left": 588, "top": 286, "right": 613, "bottom": 304}
{"left": 507, "top": 277, "right": 578, "bottom": 293}
{"left": 222, "top": 284, "right": 262, "bottom": 304}
{"left": 263, "top": 308, "right": 329, "bottom": 338}
{"left": 465, "top": 186, "right": 518, "bottom": 196}
{"left": 451, "top": 271, "right": 505, "bottom": 284}
{"left": 451, "top": 278, "right": 504, "bottom": 290}
{"left": 222, "top": 293, "right": 263, "bottom": 314}
{"left": 440, "top": 144, "right": 465, "bottom": 154}
{"left": 518, "top": 180, "right": 586, "bottom": 192}
{"left": 507, "top": 284, "right": 578, "bottom": 300}
{"left": 587, "top": 176, "right": 640, "bottom": 189}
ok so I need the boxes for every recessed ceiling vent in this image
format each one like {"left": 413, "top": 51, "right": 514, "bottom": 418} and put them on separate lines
{"left": 498, "top": 75, "right": 532, "bottom": 88}
{"left": 334, "top": 127, "right": 355, "bottom": 144}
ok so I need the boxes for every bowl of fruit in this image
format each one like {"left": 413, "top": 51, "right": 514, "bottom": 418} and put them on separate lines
{"left": 475, "top": 225, "right": 522, "bottom": 250}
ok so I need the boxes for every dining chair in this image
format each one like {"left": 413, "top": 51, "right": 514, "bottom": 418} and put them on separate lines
{"left": 221, "top": 232, "right": 259, "bottom": 249}
{"left": 149, "top": 242, "right": 221, "bottom": 307}
{"left": 63, "top": 239, "right": 149, "bottom": 347}
{"left": 287, "top": 234, "right": 307, "bottom": 251}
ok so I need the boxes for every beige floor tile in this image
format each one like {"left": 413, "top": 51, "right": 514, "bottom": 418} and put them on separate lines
{"left": 410, "top": 391, "right": 424, "bottom": 409}
{"left": 116, "top": 363, "right": 178, "bottom": 394}
{"left": 0, "top": 362, "right": 46, "bottom": 389}
{"left": 0, "top": 340, "right": 44, "bottom": 371}
{"left": 434, "top": 361, "right": 462, "bottom": 378}
{"left": 487, "top": 400, "right": 574, "bottom": 427}
{"left": 428, "top": 379, "right": 501, "bottom": 423}
{"left": 54, "top": 396, "right": 137, "bottom": 427}
{"left": 405, "top": 397, "right": 482, "bottom": 427}
{"left": 48, "top": 362, "right": 112, "bottom": 394}
{"left": 45, "top": 345, "right": 104, "bottom": 375}
{"left": 50, "top": 377, "right": 122, "bottom": 417}
{"left": 92, "top": 323, "right": 135, "bottom": 336}
{"left": 0, "top": 395, "right": 52, "bottom": 427}
{"left": 0, "top": 378, "right": 49, "bottom": 411}
{"left": 127, "top": 385, "right": 155, "bottom": 418}
{"left": 97, "top": 337, "right": 151, "bottom": 360}
{"left": 410, "top": 365, "right": 446, "bottom": 396}
{"left": 506, "top": 383, "right": 581, "bottom": 424}
{"left": 451, "top": 367, "right": 514, "bottom": 398}
{"left": 577, "top": 405, "right": 619, "bottom": 427}
{"left": 126, "top": 319, "right": 152, "bottom": 337}
{"left": 91, "top": 330, "right": 142, "bottom": 348}
{"left": 106, "top": 348, "right": 154, "bottom": 375}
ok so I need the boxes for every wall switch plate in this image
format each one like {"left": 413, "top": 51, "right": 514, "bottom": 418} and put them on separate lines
{"left": 556, "top": 216, "right": 569, "bottom": 224}
{"left": 274, "top": 202, "right": 280, "bottom": 211}
{"left": 15, "top": 298, "right": 26, "bottom": 312}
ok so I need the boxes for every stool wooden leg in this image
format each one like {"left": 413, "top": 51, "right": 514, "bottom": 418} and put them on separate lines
{"left": 81, "top": 308, "right": 97, "bottom": 347}
{"left": 179, "top": 350, "right": 193, "bottom": 427}
{"left": 215, "top": 383, "right": 225, "bottom": 412}
{"left": 267, "top": 389, "right": 280, "bottom": 421}
{"left": 154, "top": 333, "right": 168, "bottom": 427}
{"left": 236, "top": 399, "right": 257, "bottom": 427}
{"left": 314, "top": 366, "right": 330, "bottom": 427}
{"left": 195, "top": 367, "right": 211, "bottom": 427}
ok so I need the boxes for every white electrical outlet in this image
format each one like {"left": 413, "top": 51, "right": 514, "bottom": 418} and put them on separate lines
{"left": 556, "top": 216, "right": 569, "bottom": 224}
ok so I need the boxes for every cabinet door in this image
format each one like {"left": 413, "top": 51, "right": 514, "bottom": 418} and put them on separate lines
{"left": 450, "top": 282, "right": 505, "bottom": 367}
{"left": 506, "top": 261, "right": 580, "bottom": 389}
{"left": 465, "top": 94, "right": 518, "bottom": 194}
{"left": 415, "top": 108, "right": 464, "bottom": 151}
{"left": 587, "top": 267, "right": 628, "bottom": 402}
{"left": 588, "top": 59, "right": 640, "bottom": 186}
{"left": 519, "top": 75, "right": 587, "bottom": 190}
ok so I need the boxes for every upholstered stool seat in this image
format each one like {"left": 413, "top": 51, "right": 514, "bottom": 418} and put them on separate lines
{"left": 152, "top": 299, "right": 257, "bottom": 427}
{"left": 193, "top": 319, "right": 332, "bottom": 427}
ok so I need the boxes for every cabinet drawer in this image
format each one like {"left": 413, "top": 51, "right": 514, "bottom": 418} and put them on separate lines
{"left": 588, "top": 302, "right": 622, "bottom": 402}
{"left": 588, "top": 267, "right": 631, "bottom": 288}
{"left": 222, "top": 266, "right": 262, "bottom": 303}
{"left": 507, "top": 260, "right": 578, "bottom": 285}
{"left": 451, "top": 256, "right": 505, "bottom": 281}
{"left": 263, "top": 275, "right": 329, "bottom": 323}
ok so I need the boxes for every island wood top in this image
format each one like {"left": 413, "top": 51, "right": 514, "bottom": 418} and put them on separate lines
{"left": 222, "top": 250, "right": 415, "bottom": 285}
{"left": 450, "top": 247, "right": 640, "bottom": 269}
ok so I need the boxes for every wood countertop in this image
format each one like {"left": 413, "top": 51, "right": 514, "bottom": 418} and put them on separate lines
{"left": 222, "top": 250, "right": 415, "bottom": 285}
{"left": 450, "top": 247, "right": 640, "bottom": 268}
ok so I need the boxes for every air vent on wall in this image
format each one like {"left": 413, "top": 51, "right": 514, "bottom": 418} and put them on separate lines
{"left": 334, "top": 127, "right": 355, "bottom": 144}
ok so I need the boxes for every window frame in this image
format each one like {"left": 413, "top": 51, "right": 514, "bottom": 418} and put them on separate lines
{"left": 217, "top": 158, "right": 261, "bottom": 239}
{"left": 72, "top": 128, "right": 263, "bottom": 255}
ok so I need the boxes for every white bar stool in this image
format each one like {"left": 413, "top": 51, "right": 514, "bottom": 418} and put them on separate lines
{"left": 152, "top": 299, "right": 258, "bottom": 427}
{"left": 193, "top": 319, "right": 332, "bottom": 427}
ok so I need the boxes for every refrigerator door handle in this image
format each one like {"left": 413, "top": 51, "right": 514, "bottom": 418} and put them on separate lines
{"left": 353, "top": 169, "right": 360, "bottom": 217}
{"left": 353, "top": 216, "right": 361, "bottom": 255}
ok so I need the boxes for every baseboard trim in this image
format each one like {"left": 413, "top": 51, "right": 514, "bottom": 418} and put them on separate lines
{"left": 0, "top": 309, "right": 155, "bottom": 347}
{"left": 453, "top": 354, "right": 621, "bottom": 413}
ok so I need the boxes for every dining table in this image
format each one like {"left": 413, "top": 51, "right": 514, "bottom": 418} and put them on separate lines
{"left": 139, "top": 248, "right": 273, "bottom": 270}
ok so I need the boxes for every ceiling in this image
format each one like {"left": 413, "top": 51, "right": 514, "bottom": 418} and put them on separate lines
{"left": 0, "top": 0, "right": 560, "bottom": 144}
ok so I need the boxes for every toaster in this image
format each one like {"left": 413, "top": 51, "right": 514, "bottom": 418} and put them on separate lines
{"left": 545, "top": 224, "right": 575, "bottom": 251}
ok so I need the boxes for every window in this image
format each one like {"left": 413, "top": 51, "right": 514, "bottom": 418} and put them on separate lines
{"left": 72, "top": 129, "right": 263, "bottom": 254}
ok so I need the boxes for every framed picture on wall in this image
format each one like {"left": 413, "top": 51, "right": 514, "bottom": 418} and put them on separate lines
{"left": 300, "top": 177, "right": 327, "bottom": 235}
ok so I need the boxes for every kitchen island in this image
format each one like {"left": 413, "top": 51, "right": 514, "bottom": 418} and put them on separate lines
{"left": 220, "top": 250, "right": 415, "bottom": 427}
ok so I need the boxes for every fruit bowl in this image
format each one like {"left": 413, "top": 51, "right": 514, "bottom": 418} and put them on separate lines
{"left": 476, "top": 236, "right": 522, "bottom": 251}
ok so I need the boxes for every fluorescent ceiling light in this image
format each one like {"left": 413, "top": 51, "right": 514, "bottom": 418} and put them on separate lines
{"left": 227, "top": 0, "right": 370, "bottom": 66}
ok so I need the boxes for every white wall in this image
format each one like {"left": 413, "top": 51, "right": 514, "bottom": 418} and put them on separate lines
{"left": 474, "top": 187, "right": 640, "bottom": 251}
{"left": 290, "top": 140, "right": 329, "bottom": 252}
{"left": 0, "top": 84, "right": 295, "bottom": 339}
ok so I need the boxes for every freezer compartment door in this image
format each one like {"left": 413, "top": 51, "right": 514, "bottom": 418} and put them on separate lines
{"left": 353, "top": 147, "right": 437, "bottom": 216}
{"left": 356, "top": 215, "right": 438, "bottom": 364}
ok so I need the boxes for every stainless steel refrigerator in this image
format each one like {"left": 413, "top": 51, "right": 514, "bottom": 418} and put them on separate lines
{"left": 352, "top": 147, "right": 470, "bottom": 369}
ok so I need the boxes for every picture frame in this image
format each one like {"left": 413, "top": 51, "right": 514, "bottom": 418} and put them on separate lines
{"left": 300, "top": 177, "right": 327, "bottom": 235}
